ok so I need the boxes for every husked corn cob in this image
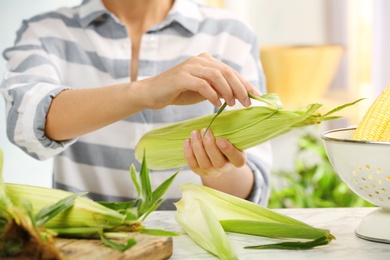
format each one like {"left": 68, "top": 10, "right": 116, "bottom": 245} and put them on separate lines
{"left": 379, "top": 123, "right": 390, "bottom": 141}
{"left": 352, "top": 85, "right": 390, "bottom": 141}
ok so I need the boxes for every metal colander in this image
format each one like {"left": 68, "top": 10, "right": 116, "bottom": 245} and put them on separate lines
{"left": 321, "top": 127, "right": 390, "bottom": 243}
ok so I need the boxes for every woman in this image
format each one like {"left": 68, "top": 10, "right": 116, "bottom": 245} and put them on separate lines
{"left": 1, "top": 0, "right": 272, "bottom": 209}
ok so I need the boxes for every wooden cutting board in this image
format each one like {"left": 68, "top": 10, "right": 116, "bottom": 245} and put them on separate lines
{"left": 56, "top": 233, "right": 172, "bottom": 260}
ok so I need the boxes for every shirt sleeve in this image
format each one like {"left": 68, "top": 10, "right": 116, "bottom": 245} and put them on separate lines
{"left": 1, "top": 19, "right": 76, "bottom": 160}
{"left": 246, "top": 143, "right": 272, "bottom": 206}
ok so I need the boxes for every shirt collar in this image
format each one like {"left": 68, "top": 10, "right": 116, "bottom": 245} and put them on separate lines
{"left": 162, "top": 0, "right": 202, "bottom": 34}
{"left": 78, "top": 0, "right": 110, "bottom": 28}
{"left": 77, "top": 0, "right": 202, "bottom": 34}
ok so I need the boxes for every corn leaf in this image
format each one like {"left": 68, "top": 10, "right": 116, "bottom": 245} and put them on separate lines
{"left": 220, "top": 219, "right": 333, "bottom": 240}
{"left": 140, "top": 228, "right": 180, "bottom": 237}
{"left": 175, "top": 184, "right": 336, "bottom": 257}
{"left": 130, "top": 164, "right": 141, "bottom": 199}
{"left": 98, "top": 201, "right": 138, "bottom": 221}
{"left": 139, "top": 152, "right": 152, "bottom": 206}
{"left": 177, "top": 184, "right": 311, "bottom": 225}
{"left": 245, "top": 236, "right": 330, "bottom": 250}
{"left": 249, "top": 93, "right": 283, "bottom": 109}
{"left": 176, "top": 198, "right": 237, "bottom": 260}
{"left": 323, "top": 98, "right": 365, "bottom": 117}
{"left": 203, "top": 101, "right": 227, "bottom": 136}
{"left": 139, "top": 198, "right": 165, "bottom": 222}
{"left": 99, "top": 231, "right": 137, "bottom": 252}
{"left": 35, "top": 193, "right": 85, "bottom": 226}
{"left": 152, "top": 169, "right": 180, "bottom": 204}
{"left": 138, "top": 159, "right": 181, "bottom": 218}
{"left": 49, "top": 227, "right": 103, "bottom": 238}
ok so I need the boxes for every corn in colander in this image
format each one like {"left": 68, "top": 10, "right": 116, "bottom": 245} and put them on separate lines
{"left": 321, "top": 127, "right": 390, "bottom": 243}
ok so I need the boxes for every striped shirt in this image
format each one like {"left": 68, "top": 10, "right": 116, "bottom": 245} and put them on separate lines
{"left": 1, "top": 0, "right": 272, "bottom": 209}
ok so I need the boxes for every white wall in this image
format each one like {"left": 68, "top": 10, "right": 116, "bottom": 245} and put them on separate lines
{"left": 224, "top": 0, "right": 327, "bottom": 45}
{"left": 0, "top": 0, "right": 82, "bottom": 187}
{"left": 373, "top": 0, "right": 390, "bottom": 97}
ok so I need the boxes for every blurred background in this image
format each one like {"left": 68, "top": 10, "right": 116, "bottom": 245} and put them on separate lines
{"left": 1, "top": 0, "right": 389, "bottom": 206}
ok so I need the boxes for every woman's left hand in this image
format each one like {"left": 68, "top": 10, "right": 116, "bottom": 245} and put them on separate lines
{"left": 183, "top": 128, "right": 246, "bottom": 177}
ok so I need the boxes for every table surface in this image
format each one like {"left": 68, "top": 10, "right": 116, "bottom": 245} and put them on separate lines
{"left": 143, "top": 207, "right": 390, "bottom": 260}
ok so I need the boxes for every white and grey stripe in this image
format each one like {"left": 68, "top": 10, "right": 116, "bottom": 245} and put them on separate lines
{"left": 1, "top": 0, "right": 271, "bottom": 208}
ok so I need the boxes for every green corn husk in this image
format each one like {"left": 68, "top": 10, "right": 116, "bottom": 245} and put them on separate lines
{"left": 175, "top": 184, "right": 335, "bottom": 259}
{"left": 135, "top": 94, "right": 362, "bottom": 170}
{"left": 0, "top": 148, "right": 179, "bottom": 256}
{"left": 0, "top": 149, "right": 63, "bottom": 258}
{"left": 5, "top": 184, "right": 133, "bottom": 230}
{"left": 175, "top": 198, "right": 238, "bottom": 260}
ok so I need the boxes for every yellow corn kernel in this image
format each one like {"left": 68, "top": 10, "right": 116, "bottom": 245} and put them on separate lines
{"left": 378, "top": 123, "right": 390, "bottom": 141}
{"left": 352, "top": 85, "right": 390, "bottom": 141}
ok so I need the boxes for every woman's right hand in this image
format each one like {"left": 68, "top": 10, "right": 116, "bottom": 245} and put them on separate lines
{"left": 45, "top": 53, "right": 261, "bottom": 141}
{"left": 136, "top": 53, "right": 261, "bottom": 109}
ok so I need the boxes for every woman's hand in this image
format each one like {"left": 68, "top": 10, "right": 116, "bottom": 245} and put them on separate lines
{"left": 45, "top": 53, "right": 261, "bottom": 141}
{"left": 183, "top": 128, "right": 247, "bottom": 177}
{"left": 137, "top": 53, "right": 261, "bottom": 110}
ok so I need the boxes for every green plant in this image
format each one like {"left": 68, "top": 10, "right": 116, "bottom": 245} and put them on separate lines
{"left": 268, "top": 131, "right": 374, "bottom": 208}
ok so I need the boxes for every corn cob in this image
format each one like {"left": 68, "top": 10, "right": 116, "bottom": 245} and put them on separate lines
{"left": 352, "top": 85, "right": 390, "bottom": 141}
{"left": 135, "top": 95, "right": 361, "bottom": 170}
{"left": 0, "top": 148, "right": 179, "bottom": 256}
{"left": 5, "top": 184, "right": 135, "bottom": 230}
{"left": 0, "top": 149, "right": 63, "bottom": 258}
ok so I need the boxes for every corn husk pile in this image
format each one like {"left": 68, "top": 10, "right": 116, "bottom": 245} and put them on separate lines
{"left": 175, "top": 184, "right": 336, "bottom": 259}
{"left": 0, "top": 150, "right": 179, "bottom": 258}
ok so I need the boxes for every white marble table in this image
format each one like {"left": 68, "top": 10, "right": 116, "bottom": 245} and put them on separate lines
{"left": 144, "top": 207, "right": 390, "bottom": 260}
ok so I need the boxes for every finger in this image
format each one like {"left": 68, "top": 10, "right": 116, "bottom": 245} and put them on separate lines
{"left": 221, "top": 68, "right": 250, "bottom": 107}
{"left": 183, "top": 139, "right": 207, "bottom": 177}
{"left": 190, "top": 130, "right": 216, "bottom": 175}
{"left": 201, "top": 128, "right": 229, "bottom": 170}
{"left": 190, "top": 67, "right": 235, "bottom": 106}
{"left": 183, "top": 76, "right": 222, "bottom": 107}
{"left": 216, "top": 138, "right": 246, "bottom": 168}
{"left": 233, "top": 70, "right": 262, "bottom": 97}
{"left": 197, "top": 53, "right": 251, "bottom": 107}
{"left": 197, "top": 54, "right": 238, "bottom": 106}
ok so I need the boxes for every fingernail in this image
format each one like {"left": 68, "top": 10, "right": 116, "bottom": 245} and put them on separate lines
{"left": 244, "top": 97, "right": 251, "bottom": 107}
{"left": 216, "top": 138, "right": 227, "bottom": 149}
{"left": 191, "top": 130, "right": 200, "bottom": 141}
{"left": 200, "top": 128, "right": 206, "bottom": 137}
{"left": 184, "top": 139, "right": 191, "bottom": 148}
{"left": 202, "top": 128, "right": 212, "bottom": 138}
